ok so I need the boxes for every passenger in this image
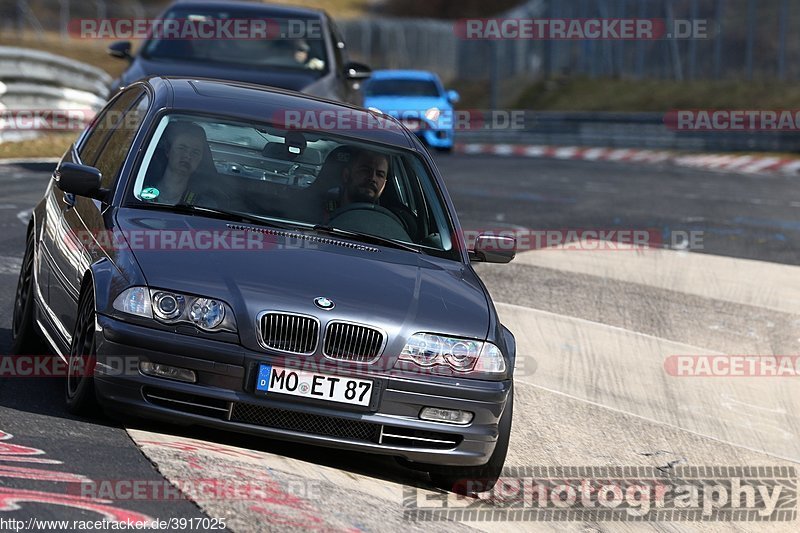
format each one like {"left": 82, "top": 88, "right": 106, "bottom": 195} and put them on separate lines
{"left": 293, "top": 39, "right": 325, "bottom": 70}
{"left": 145, "top": 122, "right": 208, "bottom": 204}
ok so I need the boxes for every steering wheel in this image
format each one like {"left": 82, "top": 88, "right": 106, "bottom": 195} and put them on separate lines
{"left": 328, "top": 202, "right": 412, "bottom": 242}
{"left": 329, "top": 202, "right": 406, "bottom": 226}
{"left": 192, "top": 185, "right": 234, "bottom": 211}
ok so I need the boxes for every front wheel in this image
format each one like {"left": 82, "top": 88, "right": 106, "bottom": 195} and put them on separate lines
{"left": 429, "top": 384, "right": 513, "bottom": 496}
{"left": 11, "top": 231, "right": 43, "bottom": 355}
{"left": 65, "top": 285, "right": 100, "bottom": 416}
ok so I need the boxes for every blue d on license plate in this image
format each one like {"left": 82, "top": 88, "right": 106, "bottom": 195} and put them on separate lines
{"left": 255, "top": 364, "right": 373, "bottom": 407}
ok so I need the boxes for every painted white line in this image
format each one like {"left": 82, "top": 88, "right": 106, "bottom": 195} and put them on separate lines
{"left": 740, "top": 157, "right": 782, "bottom": 173}
{"left": 715, "top": 156, "right": 754, "bottom": 172}
{"left": 777, "top": 160, "right": 800, "bottom": 175}
{"left": 16, "top": 208, "right": 32, "bottom": 226}
{"left": 493, "top": 144, "right": 514, "bottom": 156}
{"left": 581, "top": 148, "right": 607, "bottom": 160}
{"left": 515, "top": 380, "right": 800, "bottom": 465}
{"left": 553, "top": 147, "right": 577, "bottom": 159}
{"left": 462, "top": 143, "right": 485, "bottom": 155}
{"left": 605, "top": 149, "right": 633, "bottom": 161}
{"left": 499, "top": 301, "right": 800, "bottom": 461}
{"left": 454, "top": 143, "right": 800, "bottom": 177}
{"left": 523, "top": 145, "right": 547, "bottom": 157}
{"left": 628, "top": 150, "right": 655, "bottom": 162}
{"left": 512, "top": 246, "right": 800, "bottom": 314}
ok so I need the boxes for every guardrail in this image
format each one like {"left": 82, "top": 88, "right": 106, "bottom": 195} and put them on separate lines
{"left": 0, "top": 46, "right": 110, "bottom": 143}
{"left": 457, "top": 112, "right": 800, "bottom": 153}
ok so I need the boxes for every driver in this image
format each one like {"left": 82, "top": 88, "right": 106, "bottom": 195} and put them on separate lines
{"left": 293, "top": 39, "right": 325, "bottom": 71}
{"left": 310, "top": 148, "right": 390, "bottom": 224}
{"left": 340, "top": 149, "right": 389, "bottom": 206}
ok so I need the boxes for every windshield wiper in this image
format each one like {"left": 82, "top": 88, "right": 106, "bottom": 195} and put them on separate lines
{"left": 136, "top": 202, "right": 299, "bottom": 231}
{"left": 312, "top": 225, "right": 421, "bottom": 253}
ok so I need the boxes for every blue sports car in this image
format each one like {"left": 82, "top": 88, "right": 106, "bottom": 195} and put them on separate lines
{"left": 363, "top": 70, "right": 459, "bottom": 152}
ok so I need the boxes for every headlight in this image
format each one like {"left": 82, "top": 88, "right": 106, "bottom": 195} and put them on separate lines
{"left": 189, "top": 298, "right": 225, "bottom": 330}
{"left": 113, "top": 287, "right": 152, "bottom": 318}
{"left": 152, "top": 291, "right": 184, "bottom": 320}
{"left": 425, "top": 107, "right": 441, "bottom": 122}
{"left": 113, "top": 287, "right": 236, "bottom": 333}
{"left": 398, "top": 333, "right": 506, "bottom": 375}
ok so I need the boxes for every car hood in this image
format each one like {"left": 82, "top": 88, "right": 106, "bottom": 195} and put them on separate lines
{"left": 116, "top": 209, "right": 490, "bottom": 353}
{"left": 364, "top": 95, "right": 450, "bottom": 115}
{"left": 129, "top": 57, "right": 321, "bottom": 92}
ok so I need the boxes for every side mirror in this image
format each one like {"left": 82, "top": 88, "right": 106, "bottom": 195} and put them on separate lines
{"left": 447, "top": 90, "right": 460, "bottom": 104}
{"left": 344, "top": 61, "right": 372, "bottom": 81}
{"left": 469, "top": 234, "right": 516, "bottom": 264}
{"left": 108, "top": 41, "right": 132, "bottom": 60}
{"left": 55, "top": 163, "right": 105, "bottom": 200}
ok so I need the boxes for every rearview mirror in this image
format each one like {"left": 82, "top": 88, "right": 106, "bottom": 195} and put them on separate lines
{"left": 447, "top": 90, "right": 460, "bottom": 104}
{"left": 55, "top": 162, "right": 105, "bottom": 200}
{"left": 108, "top": 41, "right": 132, "bottom": 60}
{"left": 344, "top": 62, "right": 372, "bottom": 81}
{"left": 469, "top": 234, "right": 516, "bottom": 264}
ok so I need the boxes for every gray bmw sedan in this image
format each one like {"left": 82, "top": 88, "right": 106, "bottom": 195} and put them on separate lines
{"left": 11, "top": 77, "right": 516, "bottom": 495}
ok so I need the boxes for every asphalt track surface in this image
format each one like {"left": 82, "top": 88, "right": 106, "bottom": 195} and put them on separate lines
{"left": 0, "top": 155, "right": 798, "bottom": 531}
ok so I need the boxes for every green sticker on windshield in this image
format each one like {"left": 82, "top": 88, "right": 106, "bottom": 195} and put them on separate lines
{"left": 141, "top": 187, "right": 160, "bottom": 200}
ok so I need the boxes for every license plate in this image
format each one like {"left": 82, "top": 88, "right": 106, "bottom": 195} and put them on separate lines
{"left": 255, "top": 364, "right": 373, "bottom": 407}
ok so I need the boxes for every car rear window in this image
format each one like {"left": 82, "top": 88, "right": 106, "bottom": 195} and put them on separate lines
{"left": 366, "top": 79, "right": 441, "bottom": 98}
{"left": 140, "top": 8, "right": 329, "bottom": 73}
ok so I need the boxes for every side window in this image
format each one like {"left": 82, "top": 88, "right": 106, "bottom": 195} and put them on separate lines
{"left": 92, "top": 94, "right": 150, "bottom": 189}
{"left": 78, "top": 88, "right": 144, "bottom": 168}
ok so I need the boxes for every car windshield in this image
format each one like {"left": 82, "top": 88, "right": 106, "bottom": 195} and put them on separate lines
{"left": 140, "top": 8, "right": 328, "bottom": 73}
{"left": 129, "top": 113, "right": 458, "bottom": 258}
{"left": 366, "top": 79, "right": 441, "bottom": 97}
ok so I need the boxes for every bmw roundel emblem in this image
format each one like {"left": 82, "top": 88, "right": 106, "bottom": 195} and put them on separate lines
{"left": 314, "top": 297, "right": 335, "bottom": 310}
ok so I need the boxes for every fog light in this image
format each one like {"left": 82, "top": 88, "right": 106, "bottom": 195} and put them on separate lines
{"left": 420, "top": 407, "right": 473, "bottom": 425}
{"left": 139, "top": 362, "right": 196, "bottom": 383}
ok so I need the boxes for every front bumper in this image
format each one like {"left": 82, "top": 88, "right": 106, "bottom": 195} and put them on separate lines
{"left": 395, "top": 116, "right": 454, "bottom": 149}
{"left": 94, "top": 315, "right": 512, "bottom": 467}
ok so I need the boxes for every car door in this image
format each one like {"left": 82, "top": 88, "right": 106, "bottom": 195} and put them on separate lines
{"left": 327, "top": 18, "right": 356, "bottom": 105}
{"left": 42, "top": 87, "right": 150, "bottom": 347}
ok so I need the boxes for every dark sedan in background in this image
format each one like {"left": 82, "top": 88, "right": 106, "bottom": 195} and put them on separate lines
{"left": 12, "top": 76, "right": 516, "bottom": 495}
{"left": 107, "top": 0, "right": 372, "bottom": 104}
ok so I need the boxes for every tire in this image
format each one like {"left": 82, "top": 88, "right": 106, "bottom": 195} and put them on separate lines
{"left": 65, "top": 285, "right": 101, "bottom": 416}
{"left": 428, "top": 384, "right": 514, "bottom": 496}
{"left": 10, "top": 231, "right": 43, "bottom": 355}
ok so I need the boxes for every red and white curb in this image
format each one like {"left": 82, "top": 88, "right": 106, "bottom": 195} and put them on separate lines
{"left": 454, "top": 143, "right": 800, "bottom": 176}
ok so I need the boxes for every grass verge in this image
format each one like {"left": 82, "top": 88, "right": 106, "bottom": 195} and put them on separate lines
{"left": 0, "top": 134, "right": 73, "bottom": 159}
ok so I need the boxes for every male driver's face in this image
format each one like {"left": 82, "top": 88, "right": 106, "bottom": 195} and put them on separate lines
{"left": 344, "top": 152, "right": 389, "bottom": 203}
{"left": 167, "top": 133, "right": 204, "bottom": 177}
